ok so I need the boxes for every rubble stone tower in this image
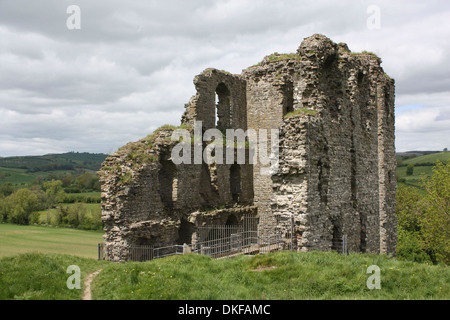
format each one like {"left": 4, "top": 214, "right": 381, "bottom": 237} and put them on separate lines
{"left": 99, "top": 34, "right": 396, "bottom": 261}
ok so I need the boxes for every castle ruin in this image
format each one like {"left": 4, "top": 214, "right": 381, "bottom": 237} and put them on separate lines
{"left": 99, "top": 34, "right": 397, "bottom": 262}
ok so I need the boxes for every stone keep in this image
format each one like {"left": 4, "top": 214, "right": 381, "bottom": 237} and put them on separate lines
{"left": 99, "top": 34, "right": 397, "bottom": 261}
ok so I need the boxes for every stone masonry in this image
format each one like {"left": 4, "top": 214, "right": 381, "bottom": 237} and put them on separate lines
{"left": 99, "top": 34, "right": 397, "bottom": 261}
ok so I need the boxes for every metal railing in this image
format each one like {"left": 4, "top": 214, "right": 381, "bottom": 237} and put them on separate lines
{"left": 99, "top": 233, "right": 349, "bottom": 262}
{"left": 331, "top": 234, "right": 349, "bottom": 255}
{"left": 98, "top": 215, "right": 349, "bottom": 261}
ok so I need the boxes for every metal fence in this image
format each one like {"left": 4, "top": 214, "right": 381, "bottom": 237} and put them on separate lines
{"left": 98, "top": 215, "right": 349, "bottom": 262}
{"left": 331, "top": 234, "right": 349, "bottom": 255}
{"left": 98, "top": 243, "right": 105, "bottom": 260}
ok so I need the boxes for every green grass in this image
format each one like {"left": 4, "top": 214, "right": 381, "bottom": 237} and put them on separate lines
{"left": 0, "top": 152, "right": 107, "bottom": 185}
{"left": 396, "top": 153, "right": 449, "bottom": 187}
{"left": 250, "top": 52, "right": 299, "bottom": 67}
{"left": 285, "top": 108, "right": 319, "bottom": 119}
{"left": 396, "top": 165, "right": 433, "bottom": 186}
{"left": 0, "top": 223, "right": 103, "bottom": 259}
{"left": 402, "top": 152, "right": 450, "bottom": 165}
{"left": 0, "top": 253, "right": 108, "bottom": 300}
{"left": 92, "top": 251, "right": 450, "bottom": 300}
{"left": 0, "top": 152, "right": 107, "bottom": 172}
{"left": 0, "top": 250, "right": 448, "bottom": 300}
{"left": 0, "top": 167, "right": 41, "bottom": 185}
{"left": 351, "top": 51, "right": 379, "bottom": 58}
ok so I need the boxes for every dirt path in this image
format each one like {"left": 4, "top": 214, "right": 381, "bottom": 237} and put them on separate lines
{"left": 82, "top": 269, "right": 103, "bottom": 300}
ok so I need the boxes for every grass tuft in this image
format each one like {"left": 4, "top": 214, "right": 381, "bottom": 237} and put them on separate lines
{"left": 284, "top": 108, "right": 319, "bottom": 119}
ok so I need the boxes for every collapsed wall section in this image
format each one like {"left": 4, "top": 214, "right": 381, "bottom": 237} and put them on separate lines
{"left": 100, "top": 69, "right": 254, "bottom": 262}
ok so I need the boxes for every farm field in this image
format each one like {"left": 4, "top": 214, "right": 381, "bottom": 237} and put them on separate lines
{"left": 396, "top": 151, "right": 449, "bottom": 187}
{"left": 0, "top": 223, "right": 103, "bottom": 259}
{"left": 401, "top": 152, "right": 450, "bottom": 165}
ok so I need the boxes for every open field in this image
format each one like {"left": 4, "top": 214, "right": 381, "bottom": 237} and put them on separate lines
{"left": 396, "top": 165, "right": 433, "bottom": 186}
{"left": 0, "top": 223, "right": 103, "bottom": 259}
{"left": 0, "top": 167, "right": 43, "bottom": 185}
{"left": 396, "top": 152, "right": 449, "bottom": 187}
{"left": 401, "top": 151, "right": 450, "bottom": 165}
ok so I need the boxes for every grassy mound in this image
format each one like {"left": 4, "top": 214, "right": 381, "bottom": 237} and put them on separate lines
{"left": 92, "top": 251, "right": 449, "bottom": 300}
{"left": 1, "top": 251, "right": 448, "bottom": 300}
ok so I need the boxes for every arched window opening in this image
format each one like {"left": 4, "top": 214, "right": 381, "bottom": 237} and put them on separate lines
{"left": 159, "top": 160, "right": 177, "bottom": 209}
{"left": 331, "top": 222, "right": 342, "bottom": 252}
{"left": 177, "top": 219, "right": 195, "bottom": 245}
{"left": 226, "top": 214, "right": 238, "bottom": 226}
{"left": 215, "top": 83, "right": 231, "bottom": 131}
{"left": 282, "top": 81, "right": 294, "bottom": 117}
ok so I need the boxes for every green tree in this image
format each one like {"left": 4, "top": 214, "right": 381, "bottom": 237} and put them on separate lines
{"left": 397, "top": 161, "right": 450, "bottom": 265}
{"left": 75, "top": 172, "right": 100, "bottom": 191}
{"left": 420, "top": 161, "right": 449, "bottom": 264}
{"left": 42, "top": 179, "right": 65, "bottom": 208}
{"left": 406, "top": 164, "right": 414, "bottom": 176}
{"left": 4, "top": 189, "right": 40, "bottom": 225}
{"left": 61, "top": 174, "right": 74, "bottom": 188}
{"left": 396, "top": 184, "right": 431, "bottom": 263}
{"left": 0, "top": 183, "right": 15, "bottom": 197}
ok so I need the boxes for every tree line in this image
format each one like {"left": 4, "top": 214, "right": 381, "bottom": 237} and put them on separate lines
{"left": 0, "top": 172, "right": 102, "bottom": 230}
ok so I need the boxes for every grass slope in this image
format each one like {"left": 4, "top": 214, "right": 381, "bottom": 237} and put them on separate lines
{"left": 396, "top": 166, "right": 433, "bottom": 187}
{"left": 0, "top": 253, "right": 108, "bottom": 300}
{"left": 402, "top": 152, "right": 450, "bottom": 165}
{"left": 0, "top": 251, "right": 448, "bottom": 300}
{"left": 92, "top": 251, "right": 449, "bottom": 300}
{"left": 396, "top": 152, "right": 449, "bottom": 187}
{"left": 0, "top": 223, "right": 103, "bottom": 259}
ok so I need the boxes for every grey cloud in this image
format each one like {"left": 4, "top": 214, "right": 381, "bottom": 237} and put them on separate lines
{"left": 0, "top": 0, "right": 449, "bottom": 156}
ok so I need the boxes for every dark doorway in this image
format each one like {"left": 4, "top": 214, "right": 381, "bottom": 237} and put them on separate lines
{"left": 230, "top": 164, "right": 241, "bottom": 202}
{"left": 158, "top": 160, "right": 177, "bottom": 210}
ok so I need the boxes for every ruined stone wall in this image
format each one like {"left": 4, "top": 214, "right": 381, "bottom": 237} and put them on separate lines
{"left": 268, "top": 34, "right": 396, "bottom": 254}
{"left": 100, "top": 34, "right": 397, "bottom": 261}
{"left": 377, "top": 78, "right": 397, "bottom": 254}
{"left": 182, "top": 68, "right": 247, "bottom": 131}
{"left": 241, "top": 58, "right": 299, "bottom": 233}
{"left": 100, "top": 68, "right": 254, "bottom": 261}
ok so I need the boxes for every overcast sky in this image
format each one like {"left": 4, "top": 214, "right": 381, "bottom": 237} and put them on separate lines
{"left": 0, "top": 0, "right": 449, "bottom": 156}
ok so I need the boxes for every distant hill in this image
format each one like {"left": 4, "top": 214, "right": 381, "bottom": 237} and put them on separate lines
{"left": 397, "top": 151, "right": 450, "bottom": 166}
{"left": 0, "top": 152, "right": 107, "bottom": 172}
{"left": 0, "top": 152, "right": 108, "bottom": 185}
{"left": 396, "top": 151, "right": 441, "bottom": 156}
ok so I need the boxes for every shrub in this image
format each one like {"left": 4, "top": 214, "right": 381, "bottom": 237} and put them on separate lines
{"left": 397, "top": 227, "right": 432, "bottom": 264}
{"left": 406, "top": 164, "right": 414, "bottom": 176}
